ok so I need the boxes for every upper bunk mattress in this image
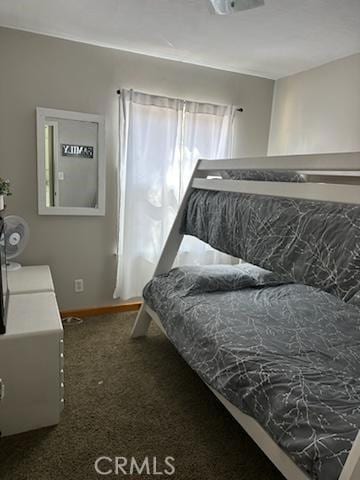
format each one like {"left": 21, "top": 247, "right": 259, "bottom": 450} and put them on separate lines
{"left": 181, "top": 189, "right": 360, "bottom": 303}
{"left": 144, "top": 265, "right": 360, "bottom": 480}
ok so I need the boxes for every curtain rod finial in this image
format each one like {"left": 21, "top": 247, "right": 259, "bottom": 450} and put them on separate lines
{"left": 116, "top": 89, "right": 121, "bottom": 95}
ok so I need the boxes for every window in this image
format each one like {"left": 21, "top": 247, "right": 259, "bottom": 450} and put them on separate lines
{"left": 114, "top": 90, "right": 236, "bottom": 299}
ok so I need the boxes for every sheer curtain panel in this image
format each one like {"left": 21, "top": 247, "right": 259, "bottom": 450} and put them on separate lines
{"left": 114, "top": 90, "right": 235, "bottom": 300}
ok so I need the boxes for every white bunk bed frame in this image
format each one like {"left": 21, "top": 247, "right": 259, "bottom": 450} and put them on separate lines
{"left": 131, "top": 151, "right": 360, "bottom": 480}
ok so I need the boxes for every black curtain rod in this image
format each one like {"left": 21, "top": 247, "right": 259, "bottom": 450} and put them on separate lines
{"left": 116, "top": 89, "right": 243, "bottom": 112}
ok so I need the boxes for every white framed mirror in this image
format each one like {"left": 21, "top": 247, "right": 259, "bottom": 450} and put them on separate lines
{"left": 36, "top": 107, "right": 106, "bottom": 216}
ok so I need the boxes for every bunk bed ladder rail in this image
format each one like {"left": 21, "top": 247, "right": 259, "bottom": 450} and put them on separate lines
{"left": 131, "top": 158, "right": 206, "bottom": 337}
{"left": 339, "top": 431, "right": 360, "bottom": 480}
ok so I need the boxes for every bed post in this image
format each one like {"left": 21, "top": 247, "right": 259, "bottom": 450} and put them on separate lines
{"left": 131, "top": 159, "right": 204, "bottom": 338}
{"left": 339, "top": 431, "right": 360, "bottom": 480}
{"left": 130, "top": 304, "right": 153, "bottom": 338}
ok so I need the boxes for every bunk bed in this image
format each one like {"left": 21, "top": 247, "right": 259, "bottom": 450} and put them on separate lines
{"left": 131, "top": 152, "right": 360, "bottom": 480}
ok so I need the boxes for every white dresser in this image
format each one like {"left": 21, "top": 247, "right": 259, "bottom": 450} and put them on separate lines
{"left": 0, "top": 266, "right": 64, "bottom": 437}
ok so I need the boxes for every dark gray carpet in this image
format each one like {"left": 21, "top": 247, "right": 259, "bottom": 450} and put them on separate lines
{"left": 0, "top": 313, "right": 283, "bottom": 480}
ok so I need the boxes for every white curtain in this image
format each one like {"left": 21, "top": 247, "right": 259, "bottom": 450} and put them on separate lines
{"left": 114, "top": 90, "right": 236, "bottom": 300}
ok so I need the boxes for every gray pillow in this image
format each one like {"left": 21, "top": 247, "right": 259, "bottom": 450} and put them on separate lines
{"left": 223, "top": 169, "right": 305, "bottom": 183}
{"left": 168, "top": 262, "right": 292, "bottom": 296}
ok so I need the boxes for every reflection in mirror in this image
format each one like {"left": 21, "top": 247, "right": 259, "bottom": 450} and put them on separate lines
{"left": 45, "top": 124, "right": 55, "bottom": 207}
{"left": 44, "top": 118, "right": 98, "bottom": 208}
{"left": 37, "top": 108, "right": 105, "bottom": 216}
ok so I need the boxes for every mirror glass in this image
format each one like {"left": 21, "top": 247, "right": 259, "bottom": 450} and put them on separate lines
{"left": 44, "top": 118, "right": 98, "bottom": 208}
{"left": 37, "top": 108, "right": 105, "bottom": 216}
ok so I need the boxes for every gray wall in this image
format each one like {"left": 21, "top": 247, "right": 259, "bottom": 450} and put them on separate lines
{"left": 0, "top": 27, "right": 274, "bottom": 310}
{"left": 268, "top": 53, "right": 360, "bottom": 155}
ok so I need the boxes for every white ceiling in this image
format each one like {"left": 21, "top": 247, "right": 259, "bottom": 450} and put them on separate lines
{"left": 0, "top": 0, "right": 360, "bottom": 79}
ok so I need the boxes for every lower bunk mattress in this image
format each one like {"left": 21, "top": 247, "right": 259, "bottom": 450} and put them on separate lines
{"left": 143, "top": 264, "right": 360, "bottom": 480}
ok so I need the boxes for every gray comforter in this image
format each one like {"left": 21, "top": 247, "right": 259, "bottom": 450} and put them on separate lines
{"left": 144, "top": 264, "right": 360, "bottom": 480}
{"left": 182, "top": 189, "right": 360, "bottom": 303}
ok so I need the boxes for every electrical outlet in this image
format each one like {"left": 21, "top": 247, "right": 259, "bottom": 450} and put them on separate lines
{"left": 74, "top": 279, "right": 84, "bottom": 293}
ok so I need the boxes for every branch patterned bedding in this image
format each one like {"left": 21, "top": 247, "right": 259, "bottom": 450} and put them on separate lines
{"left": 144, "top": 265, "right": 360, "bottom": 480}
{"left": 182, "top": 189, "right": 360, "bottom": 303}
